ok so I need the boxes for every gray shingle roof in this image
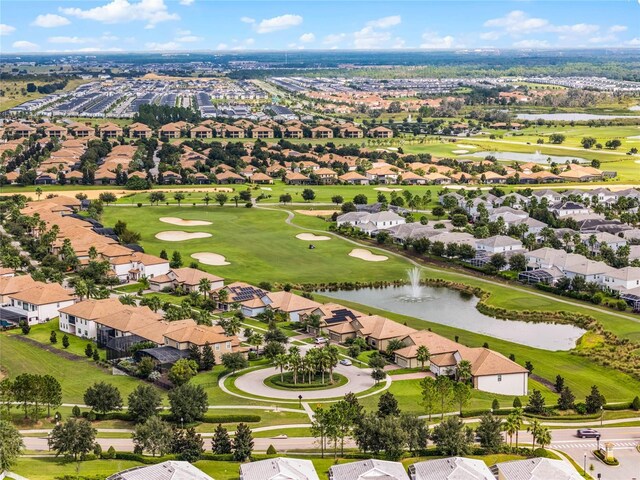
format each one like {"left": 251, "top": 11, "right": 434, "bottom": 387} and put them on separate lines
{"left": 409, "top": 457, "right": 494, "bottom": 480}
{"left": 240, "top": 457, "right": 319, "bottom": 480}
{"left": 329, "top": 459, "right": 409, "bottom": 480}
{"left": 106, "top": 461, "right": 214, "bottom": 480}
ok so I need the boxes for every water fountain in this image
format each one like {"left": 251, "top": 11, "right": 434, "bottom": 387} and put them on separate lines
{"left": 405, "top": 267, "right": 423, "bottom": 300}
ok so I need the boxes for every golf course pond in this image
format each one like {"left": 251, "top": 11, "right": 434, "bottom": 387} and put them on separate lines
{"left": 461, "top": 150, "right": 587, "bottom": 164}
{"left": 320, "top": 285, "right": 586, "bottom": 351}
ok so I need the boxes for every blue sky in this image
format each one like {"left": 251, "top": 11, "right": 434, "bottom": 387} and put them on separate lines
{"left": 1, "top": 0, "right": 638, "bottom": 53}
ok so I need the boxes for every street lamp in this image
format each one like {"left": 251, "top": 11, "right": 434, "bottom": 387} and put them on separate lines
{"left": 298, "top": 394, "right": 303, "bottom": 409}
{"left": 583, "top": 452, "right": 587, "bottom": 476}
{"left": 180, "top": 417, "right": 184, "bottom": 429}
{"left": 600, "top": 405, "right": 604, "bottom": 427}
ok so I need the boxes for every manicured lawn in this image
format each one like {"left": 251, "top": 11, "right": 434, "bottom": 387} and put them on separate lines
{"left": 10, "top": 458, "right": 143, "bottom": 480}
{"left": 0, "top": 332, "right": 151, "bottom": 404}
{"left": 265, "top": 372, "right": 348, "bottom": 391}
{"left": 23, "top": 317, "right": 106, "bottom": 361}
{"left": 101, "top": 205, "right": 410, "bottom": 285}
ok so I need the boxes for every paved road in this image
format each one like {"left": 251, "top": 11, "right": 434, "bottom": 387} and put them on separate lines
{"left": 550, "top": 427, "right": 640, "bottom": 480}
{"left": 234, "top": 343, "right": 376, "bottom": 400}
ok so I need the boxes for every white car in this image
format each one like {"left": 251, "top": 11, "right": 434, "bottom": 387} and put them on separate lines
{"left": 339, "top": 359, "right": 352, "bottom": 366}
{"left": 314, "top": 337, "right": 327, "bottom": 344}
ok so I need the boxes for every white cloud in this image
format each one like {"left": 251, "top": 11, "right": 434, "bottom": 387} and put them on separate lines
{"left": 48, "top": 36, "right": 91, "bottom": 44}
{"left": 145, "top": 41, "right": 180, "bottom": 50}
{"left": 0, "top": 24, "right": 16, "bottom": 35}
{"left": 366, "top": 15, "right": 401, "bottom": 29}
{"left": 589, "top": 35, "right": 616, "bottom": 44}
{"left": 12, "top": 40, "right": 39, "bottom": 50}
{"left": 216, "top": 43, "right": 229, "bottom": 50}
{"left": 179, "top": 0, "right": 194, "bottom": 5}
{"left": 625, "top": 38, "right": 640, "bottom": 46}
{"left": 323, "top": 33, "right": 346, "bottom": 46}
{"left": 609, "top": 25, "right": 627, "bottom": 33}
{"left": 480, "top": 31, "right": 501, "bottom": 41}
{"left": 176, "top": 35, "right": 201, "bottom": 42}
{"left": 513, "top": 39, "right": 550, "bottom": 48}
{"left": 31, "top": 14, "right": 71, "bottom": 28}
{"left": 60, "top": 0, "right": 179, "bottom": 29}
{"left": 299, "top": 32, "right": 315, "bottom": 43}
{"left": 552, "top": 23, "right": 599, "bottom": 35}
{"left": 254, "top": 14, "right": 302, "bottom": 34}
{"left": 353, "top": 26, "right": 392, "bottom": 49}
{"left": 240, "top": 17, "right": 255, "bottom": 24}
{"left": 420, "top": 31, "right": 457, "bottom": 49}
{"left": 484, "top": 10, "right": 548, "bottom": 34}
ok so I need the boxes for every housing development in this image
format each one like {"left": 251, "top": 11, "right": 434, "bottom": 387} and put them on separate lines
{"left": 1, "top": 1, "right": 640, "bottom": 479}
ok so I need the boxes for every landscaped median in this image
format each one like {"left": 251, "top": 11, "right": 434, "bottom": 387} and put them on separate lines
{"left": 265, "top": 372, "right": 349, "bottom": 391}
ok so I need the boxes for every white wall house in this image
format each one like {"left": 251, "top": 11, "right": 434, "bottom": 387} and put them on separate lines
{"left": 474, "top": 372, "right": 528, "bottom": 397}
{"left": 476, "top": 236, "right": 524, "bottom": 254}
{"left": 602, "top": 267, "right": 640, "bottom": 292}
{"left": 59, "top": 298, "right": 127, "bottom": 340}
{"left": 8, "top": 284, "right": 75, "bottom": 324}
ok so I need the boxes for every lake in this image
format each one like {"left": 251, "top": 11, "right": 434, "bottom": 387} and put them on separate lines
{"left": 320, "top": 285, "right": 585, "bottom": 351}
{"left": 461, "top": 150, "right": 586, "bottom": 164}
{"left": 516, "top": 113, "right": 640, "bottom": 121}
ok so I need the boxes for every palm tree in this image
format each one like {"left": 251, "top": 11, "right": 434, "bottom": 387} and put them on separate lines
{"left": 222, "top": 316, "right": 242, "bottom": 336}
{"left": 119, "top": 294, "right": 137, "bottom": 306}
{"left": 527, "top": 419, "right": 542, "bottom": 451}
{"left": 414, "top": 345, "right": 429, "bottom": 370}
{"left": 35, "top": 187, "right": 43, "bottom": 200}
{"left": 273, "top": 354, "right": 288, "bottom": 382}
{"left": 216, "top": 289, "right": 229, "bottom": 309}
{"left": 536, "top": 426, "right": 551, "bottom": 449}
{"left": 288, "top": 351, "right": 302, "bottom": 385}
{"left": 198, "top": 278, "right": 212, "bottom": 298}
{"left": 456, "top": 360, "right": 472, "bottom": 384}
{"left": 73, "top": 279, "right": 88, "bottom": 301}
{"left": 511, "top": 407, "right": 523, "bottom": 449}
{"left": 324, "top": 345, "right": 339, "bottom": 384}
{"left": 504, "top": 414, "right": 518, "bottom": 448}
{"left": 203, "top": 193, "right": 211, "bottom": 206}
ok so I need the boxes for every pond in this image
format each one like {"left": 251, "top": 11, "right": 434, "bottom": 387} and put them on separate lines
{"left": 320, "top": 285, "right": 585, "bottom": 351}
{"left": 461, "top": 150, "right": 586, "bottom": 164}
{"left": 516, "top": 113, "right": 640, "bottom": 121}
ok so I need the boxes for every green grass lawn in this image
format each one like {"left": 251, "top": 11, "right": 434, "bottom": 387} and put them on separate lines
{"left": 23, "top": 317, "right": 106, "bottom": 361}
{"left": 0, "top": 332, "right": 152, "bottom": 404}
{"left": 101, "top": 205, "right": 410, "bottom": 285}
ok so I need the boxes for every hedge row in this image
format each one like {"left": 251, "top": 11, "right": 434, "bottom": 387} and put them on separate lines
{"left": 95, "top": 412, "right": 261, "bottom": 424}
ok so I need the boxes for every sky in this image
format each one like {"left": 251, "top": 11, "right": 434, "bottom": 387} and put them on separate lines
{"left": 0, "top": 0, "right": 639, "bottom": 53}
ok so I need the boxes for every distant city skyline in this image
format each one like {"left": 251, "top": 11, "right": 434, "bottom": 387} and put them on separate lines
{"left": 1, "top": 0, "right": 638, "bottom": 53}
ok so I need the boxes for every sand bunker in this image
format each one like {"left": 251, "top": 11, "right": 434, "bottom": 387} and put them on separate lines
{"left": 452, "top": 149, "right": 469, "bottom": 154}
{"left": 348, "top": 248, "right": 388, "bottom": 262}
{"left": 159, "top": 217, "right": 212, "bottom": 226}
{"left": 260, "top": 187, "right": 273, "bottom": 191}
{"left": 635, "top": 160, "right": 640, "bottom": 164}
{"left": 191, "top": 252, "right": 230, "bottom": 266}
{"left": 374, "top": 187, "right": 403, "bottom": 192}
{"left": 296, "top": 233, "right": 331, "bottom": 241}
{"left": 155, "top": 231, "right": 212, "bottom": 241}
{"left": 455, "top": 144, "right": 477, "bottom": 149}
{"left": 296, "top": 210, "right": 339, "bottom": 217}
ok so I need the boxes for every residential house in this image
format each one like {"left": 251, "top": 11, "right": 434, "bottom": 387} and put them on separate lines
{"left": 190, "top": 125, "right": 213, "bottom": 139}
{"left": 532, "top": 189, "right": 562, "bottom": 204}
{"left": 314, "top": 167, "right": 339, "bottom": 184}
{"left": 240, "top": 457, "right": 319, "bottom": 480}
{"left": 159, "top": 123, "right": 182, "bottom": 139}
{"left": 284, "top": 172, "right": 310, "bottom": 185}
{"left": 94, "top": 306, "right": 162, "bottom": 346}
{"left": 224, "top": 125, "right": 245, "bottom": 138}
{"left": 45, "top": 125, "right": 68, "bottom": 138}
{"left": 69, "top": 124, "right": 94, "bottom": 138}
{"left": 59, "top": 298, "right": 128, "bottom": 340}
{"left": 251, "top": 126, "right": 274, "bottom": 139}
{"left": 409, "top": 457, "right": 494, "bottom": 480}
{"left": 216, "top": 171, "right": 246, "bottom": 184}
{"left": 476, "top": 235, "right": 524, "bottom": 255}
{"left": 339, "top": 171, "right": 369, "bottom": 185}
{"left": 149, "top": 268, "right": 224, "bottom": 293}
{"left": 311, "top": 126, "right": 334, "bottom": 139}
{"left": 129, "top": 122, "right": 153, "bottom": 139}
{"left": 163, "top": 323, "right": 242, "bottom": 363}
{"left": 99, "top": 123, "right": 123, "bottom": 138}
{"left": 7, "top": 282, "right": 75, "bottom": 324}
{"left": 336, "top": 211, "right": 406, "bottom": 235}
{"left": 250, "top": 172, "right": 273, "bottom": 184}
{"left": 265, "top": 291, "right": 322, "bottom": 322}
{"left": 552, "top": 202, "right": 591, "bottom": 218}
{"left": 329, "top": 460, "right": 409, "bottom": 480}
{"left": 496, "top": 458, "right": 582, "bottom": 480}
{"left": 366, "top": 165, "right": 401, "bottom": 184}
{"left": 351, "top": 315, "right": 416, "bottom": 351}
{"left": 602, "top": 267, "right": 640, "bottom": 292}
{"left": 0, "top": 275, "right": 37, "bottom": 304}
{"left": 368, "top": 126, "right": 393, "bottom": 138}
{"left": 212, "top": 282, "right": 268, "bottom": 316}
{"left": 339, "top": 125, "right": 364, "bottom": 138}
{"left": 300, "top": 303, "right": 364, "bottom": 337}
{"left": 283, "top": 126, "right": 304, "bottom": 139}
{"left": 107, "top": 461, "right": 214, "bottom": 480}
{"left": 580, "top": 231, "right": 627, "bottom": 252}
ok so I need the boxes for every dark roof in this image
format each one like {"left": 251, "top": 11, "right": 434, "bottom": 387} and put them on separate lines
{"left": 125, "top": 244, "right": 145, "bottom": 253}
{"left": 138, "top": 346, "right": 190, "bottom": 365}
{"left": 105, "top": 334, "right": 148, "bottom": 354}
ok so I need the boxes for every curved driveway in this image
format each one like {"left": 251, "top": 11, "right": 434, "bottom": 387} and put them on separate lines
{"left": 234, "top": 362, "right": 377, "bottom": 400}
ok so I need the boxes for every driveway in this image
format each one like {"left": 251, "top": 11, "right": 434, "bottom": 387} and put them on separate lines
{"left": 234, "top": 348, "right": 377, "bottom": 400}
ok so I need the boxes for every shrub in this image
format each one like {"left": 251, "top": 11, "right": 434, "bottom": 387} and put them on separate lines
{"left": 93, "top": 443, "right": 102, "bottom": 456}
{"left": 575, "top": 402, "right": 587, "bottom": 415}
{"left": 266, "top": 444, "right": 277, "bottom": 455}
{"left": 103, "top": 446, "right": 116, "bottom": 459}
{"left": 603, "top": 402, "right": 631, "bottom": 411}
{"left": 594, "top": 449, "right": 619, "bottom": 465}
{"left": 137, "top": 203, "right": 143, "bottom": 208}
{"left": 201, "top": 414, "right": 260, "bottom": 424}
{"left": 72, "top": 405, "right": 81, "bottom": 417}
{"left": 632, "top": 396, "right": 640, "bottom": 411}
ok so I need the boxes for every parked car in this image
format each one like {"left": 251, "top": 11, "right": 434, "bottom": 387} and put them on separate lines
{"left": 577, "top": 429, "right": 600, "bottom": 438}
{"left": 314, "top": 337, "right": 327, "bottom": 344}
{"left": 339, "top": 359, "right": 352, "bottom": 366}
